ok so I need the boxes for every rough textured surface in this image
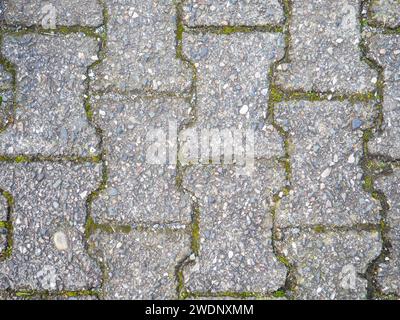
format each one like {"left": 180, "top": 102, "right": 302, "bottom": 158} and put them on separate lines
{"left": 369, "top": 0, "right": 400, "bottom": 28}
{"left": 276, "top": 0, "right": 377, "bottom": 93}
{"left": 276, "top": 229, "right": 382, "bottom": 299}
{"left": 0, "top": 162, "right": 102, "bottom": 291}
{"left": 90, "top": 229, "right": 190, "bottom": 299}
{"left": 0, "top": 34, "right": 100, "bottom": 157}
{"left": 182, "top": 0, "right": 284, "bottom": 26}
{"left": 92, "top": 0, "right": 192, "bottom": 93}
{"left": 0, "top": 227, "right": 6, "bottom": 255}
{"left": 375, "top": 169, "right": 400, "bottom": 295}
{"left": 183, "top": 32, "right": 285, "bottom": 160}
{"left": 91, "top": 93, "right": 192, "bottom": 224}
{"left": 367, "top": 34, "right": 400, "bottom": 160}
{"left": 0, "top": 64, "right": 13, "bottom": 131}
{"left": 3, "top": 0, "right": 103, "bottom": 27}
{"left": 183, "top": 163, "right": 287, "bottom": 293}
{"left": 275, "top": 101, "right": 380, "bottom": 227}
{"left": 0, "top": 195, "right": 6, "bottom": 221}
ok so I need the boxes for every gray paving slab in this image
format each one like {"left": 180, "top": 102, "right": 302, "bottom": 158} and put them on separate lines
{"left": 90, "top": 229, "right": 190, "bottom": 299}
{"left": 92, "top": 0, "right": 192, "bottom": 93}
{"left": 0, "top": 33, "right": 100, "bottom": 156}
{"left": 276, "top": 229, "right": 382, "bottom": 299}
{"left": 182, "top": 0, "right": 284, "bottom": 26}
{"left": 0, "top": 162, "right": 102, "bottom": 291}
{"left": 276, "top": 0, "right": 377, "bottom": 93}
{"left": 367, "top": 34, "right": 400, "bottom": 160}
{"left": 3, "top": 0, "right": 103, "bottom": 27}
{"left": 182, "top": 163, "right": 287, "bottom": 293}
{"left": 91, "top": 93, "right": 192, "bottom": 225}
{"left": 369, "top": 0, "right": 400, "bottom": 28}
{"left": 275, "top": 100, "right": 381, "bottom": 227}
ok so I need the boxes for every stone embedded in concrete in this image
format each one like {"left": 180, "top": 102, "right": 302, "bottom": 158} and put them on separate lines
{"left": 367, "top": 34, "right": 400, "bottom": 160}
{"left": 276, "top": 229, "right": 382, "bottom": 299}
{"left": 182, "top": 32, "right": 285, "bottom": 161}
{"left": 91, "top": 93, "right": 192, "bottom": 225}
{"left": 276, "top": 0, "right": 377, "bottom": 93}
{"left": 0, "top": 34, "right": 100, "bottom": 157}
{"left": 0, "top": 65, "right": 13, "bottom": 131}
{"left": 183, "top": 163, "right": 287, "bottom": 293}
{"left": 369, "top": 0, "right": 400, "bottom": 28}
{"left": 0, "top": 195, "right": 7, "bottom": 221}
{"left": 3, "top": 0, "right": 103, "bottom": 27}
{"left": 89, "top": 229, "right": 190, "bottom": 299}
{"left": 0, "top": 162, "right": 102, "bottom": 291}
{"left": 92, "top": 0, "right": 192, "bottom": 93}
{"left": 275, "top": 101, "right": 380, "bottom": 227}
{"left": 182, "top": 0, "right": 285, "bottom": 26}
{"left": 375, "top": 169, "right": 400, "bottom": 295}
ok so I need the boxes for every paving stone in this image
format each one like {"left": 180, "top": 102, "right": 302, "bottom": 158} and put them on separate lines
{"left": 0, "top": 227, "right": 7, "bottom": 255}
{"left": 275, "top": 101, "right": 380, "bottom": 227}
{"left": 91, "top": 93, "right": 192, "bottom": 225}
{"left": 367, "top": 34, "right": 400, "bottom": 160}
{"left": 375, "top": 169, "right": 400, "bottom": 295}
{"left": 0, "top": 65, "right": 13, "bottom": 131}
{"left": 3, "top": 0, "right": 103, "bottom": 27}
{"left": 89, "top": 229, "right": 190, "bottom": 299}
{"left": 92, "top": 0, "right": 192, "bottom": 93}
{"left": 182, "top": 32, "right": 285, "bottom": 161}
{"left": 276, "top": 229, "right": 382, "bottom": 299}
{"left": 276, "top": 0, "right": 377, "bottom": 93}
{"left": 182, "top": 0, "right": 284, "bottom": 26}
{"left": 182, "top": 163, "right": 287, "bottom": 293}
{"left": 0, "top": 162, "right": 102, "bottom": 291}
{"left": 0, "top": 33, "right": 100, "bottom": 157}
{"left": 369, "top": 0, "right": 400, "bottom": 28}
{"left": 0, "top": 194, "right": 7, "bottom": 221}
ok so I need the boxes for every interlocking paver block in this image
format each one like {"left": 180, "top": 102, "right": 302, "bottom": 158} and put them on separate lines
{"left": 276, "top": 0, "right": 377, "bottom": 93}
{"left": 182, "top": 0, "right": 284, "bottom": 26}
{"left": 276, "top": 229, "right": 382, "bottom": 299}
{"left": 183, "top": 32, "right": 285, "bottom": 159}
{"left": 367, "top": 34, "right": 400, "bottom": 160}
{"left": 183, "top": 163, "right": 287, "bottom": 293}
{"left": 0, "top": 64, "right": 13, "bottom": 131}
{"left": 0, "top": 162, "right": 102, "bottom": 291}
{"left": 92, "top": 0, "right": 192, "bottom": 93}
{"left": 3, "top": 0, "right": 103, "bottom": 27}
{"left": 90, "top": 229, "right": 190, "bottom": 299}
{"left": 275, "top": 101, "right": 380, "bottom": 227}
{"left": 369, "top": 0, "right": 400, "bottom": 28}
{"left": 91, "top": 93, "right": 192, "bottom": 225}
{"left": 375, "top": 169, "right": 400, "bottom": 295}
{"left": 0, "top": 34, "right": 100, "bottom": 156}
{"left": 0, "top": 195, "right": 6, "bottom": 221}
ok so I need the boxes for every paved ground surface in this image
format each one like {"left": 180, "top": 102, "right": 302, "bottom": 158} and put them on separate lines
{"left": 0, "top": 0, "right": 399, "bottom": 300}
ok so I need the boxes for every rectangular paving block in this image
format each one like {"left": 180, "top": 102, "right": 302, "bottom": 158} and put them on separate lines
{"left": 90, "top": 93, "right": 192, "bottom": 225}
{"left": 182, "top": 163, "right": 287, "bottom": 293}
{"left": 0, "top": 65, "right": 13, "bottom": 131}
{"left": 92, "top": 0, "right": 192, "bottom": 93}
{"left": 275, "top": 100, "right": 380, "bottom": 227}
{"left": 369, "top": 0, "right": 400, "bottom": 28}
{"left": 3, "top": 0, "right": 103, "bottom": 27}
{"left": 367, "top": 34, "right": 400, "bottom": 160}
{"left": 276, "top": 229, "right": 381, "bottom": 299}
{"left": 182, "top": 0, "right": 285, "bottom": 26}
{"left": 89, "top": 229, "right": 190, "bottom": 299}
{"left": 276, "top": 0, "right": 377, "bottom": 93}
{"left": 0, "top": 33, "right": 101, "bottom": 157}
{"left": 0, "top": 162, "right": 102, "bottom": 291}
{"left": 375, "top": 169, "right": 400, "bottom": 295}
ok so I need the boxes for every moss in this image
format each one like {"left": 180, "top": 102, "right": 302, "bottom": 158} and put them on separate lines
{"left": 313, "top": 225, "right": 326, "bottom": 233}
{"left": 363, "top": 176, "right": 374, "bottom": 192}
{"left": 191, "top": 205, "right": 201, "bottom": 255}
{"left": 273, "top": 290, "right": 286, "bottom": 298}
{"left": 14, "top": 155, "right": 29, "bottom": 163}
{"left": 277, "top": 255, "right": 290, "bottom": 267}
{"left": 269, "top": 85, "right": 284, "bottom": 103}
